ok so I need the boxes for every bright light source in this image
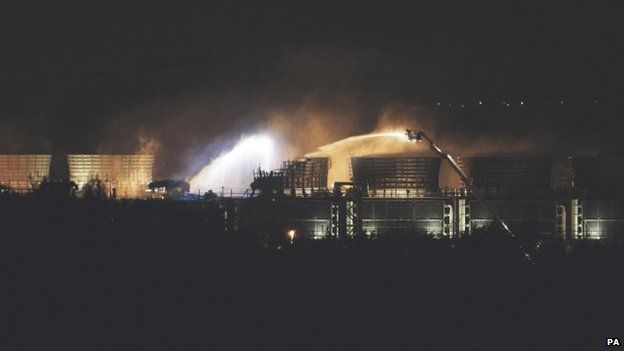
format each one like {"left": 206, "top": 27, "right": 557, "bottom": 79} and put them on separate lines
{"left": 287, "top": 229, "right": 296, "bottom": 242}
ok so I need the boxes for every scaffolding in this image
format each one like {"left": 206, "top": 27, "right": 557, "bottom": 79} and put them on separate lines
{"left": 251, "top": 158, "right": 329, "bottom": 198}
{"left": 282, "top": 157, "right": 328, "bottom": 196}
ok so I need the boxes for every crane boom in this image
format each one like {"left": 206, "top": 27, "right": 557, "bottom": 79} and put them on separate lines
{"left": 405, "top": 129, "right": 515, "bottom": 237}
{"left": 402, "top": 129, "right": 531, "bottom": 261}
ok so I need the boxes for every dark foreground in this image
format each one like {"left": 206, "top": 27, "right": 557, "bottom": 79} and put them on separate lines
{"left": 2, "top": 199, "right": 623, "bottom": 350}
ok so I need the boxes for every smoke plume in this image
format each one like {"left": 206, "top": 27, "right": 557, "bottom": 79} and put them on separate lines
{"left": 2, "top": 42, "right": 620, "bottom": 189}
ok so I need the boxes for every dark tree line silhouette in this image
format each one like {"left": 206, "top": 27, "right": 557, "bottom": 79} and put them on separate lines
{"left": 1, "top": 194, "right": 623, "bottom": 350}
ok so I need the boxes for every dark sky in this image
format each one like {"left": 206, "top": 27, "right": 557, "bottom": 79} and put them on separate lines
{"left": 1, "top": 1, "right": 623, "bottom": 177}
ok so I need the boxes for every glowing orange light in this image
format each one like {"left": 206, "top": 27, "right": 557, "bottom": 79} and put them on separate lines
{"left": 287, "top": 229, "right": 296, "bottom": 242}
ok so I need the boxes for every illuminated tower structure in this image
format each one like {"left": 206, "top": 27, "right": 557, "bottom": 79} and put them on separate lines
{"left": 0, "top": 154, "right": 52, "bottom": 193}
{"left": 67, "top": 154, "right": 155, "bottom": 198}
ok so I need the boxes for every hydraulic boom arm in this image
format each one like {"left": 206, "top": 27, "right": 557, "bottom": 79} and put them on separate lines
{"left": 405, "top": 129, "right": 512, "bottom": 236}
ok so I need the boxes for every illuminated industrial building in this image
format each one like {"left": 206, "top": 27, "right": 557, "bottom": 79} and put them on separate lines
{"left": 360, "top": 198, "right": 446, "bottom": 237}
{"left": 349, "top": 156, "right": 445, "bottom": 235}
{"left": 464, "top": 157, "right": 553, "bottom": 197}
{"left": 247, "top": 157, "right": 330, "bottom": 238}
{"left": 569, "top": 156, "right": 624, "bottom": 240}
{"left": 251, "top": 157, "right": 328, "bottom": 198}
{"left": 67, "top": 154, "right": 155, "bottom": 198}
{"left": 245, "top": 156, "right": 448, "bottom": 238}
{"left": 0, "top": 154, "right": 52, "bottom": 193}
{"left": 239, "top": 198, "right": 331, "bottom": 239}
{"left": 2, "top": 150, "right": 623, "bottom": 242}
{"left": 282, "top": 157, "right": 329, "bottom": 196}
{"left": 351, "top": 156, "right": 441, "bottom": 197}
{"left": 461, "top": 157, "right": 560, "bottom": 238}
{"left": 570, "top": 156, "right": 624, "bottom": 196}
{"left": 242, "top": 155, "right": 568, "bottom": 240}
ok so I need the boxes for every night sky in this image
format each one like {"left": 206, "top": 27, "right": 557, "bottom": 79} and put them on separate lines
{"left": 2, "top": 1, "right": 623, "bottom": 178}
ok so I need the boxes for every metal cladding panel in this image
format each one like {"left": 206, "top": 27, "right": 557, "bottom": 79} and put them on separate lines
{"left": 583, "top": 219, "right": 613, "bottom": 240}
{"left": 361, "top": 199, "right": 444, "bottom": 235}
{"left": 0, "top": 154, "right": 52, "bottom": 192}
{"left": 362, "top": 220, "right": 443, "bottom": 235}
{"left": 242, "top": 200, "right": 331, "bottom": 220}
{"left": 282, "top": 158, "right": 328, "bottom": 190}
{"left": 534, "top": 202, "right": 555, "bottom": 220}
{"left": 239, "top": 199, "right": 331, "bottom": 239}
{"left": 386, "top": 202, "right": 415, "bottom": 219}
{"left": 465, "top": 157, "right": 553, "bottom": 196}
{"left": 580, "top": 200, "right": 624, "bottom": 219}
{"left": 468, "top": 199, "right": 557, "bottom": 235}
{"left": 67, "top": 154, "right": 154, "bottom": 198}
{"left": 360, "top": 199, "right": 445, "bottom": 220}
{"left": 570, "top": 156, "right": 624, "bottom": 195}
{"left": 279, "top": 200, "right": 331, "bottom": 219}
{"left": 613, "top": 202, "right": 624, "bottom": 218}
{"left": 351, "top": 157, "right": 441, "bottom": 193}
{"left": 360, "top": 202, "right": 378, "bottom": 218}
{"left": 581, "top": 200, "right": 624, "bottom": 240}
{"left": 470, "top": 200, "right": 556, "bottom": 220}
{"left": 413, "top": 201, "right": 445, "bottom": 218}
{"left": 582, "top": 201, "right": 601, "bottom": 218}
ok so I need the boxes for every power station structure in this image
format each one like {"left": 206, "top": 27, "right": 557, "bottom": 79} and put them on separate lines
{"left": 0, "top": 154, "right": 52, "bottom": 193}
{"left": 283, "top": 158, "right": 329, "bottom": 197}
{"left": 250, "top": 157, "right": 328, "bottom": 198}
{"left": 67, "top": 155, "right": 155, "bottom": 198}
{"left": 568, "top": 156, "right": 624, "bottom": 240}
{"left": 349, "top": 156, "right": 445, "bottom": 236}
{"left": 351, "top": 156, "right": 442, "bottom": 198}
{"left": 3, "top": 143, "right": 624, "bottom": 242}
{"left": 241, "top": 145, "right": 624, "bottom": 242}
{"left": 0, "top": 154, "right": 154, "bottom": 198}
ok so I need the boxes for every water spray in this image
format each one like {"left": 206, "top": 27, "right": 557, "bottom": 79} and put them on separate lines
{"left": 305, "top": 130, "right": 421, "bottom": 186}
{"left": 189, "top": 134, "right": 276, "bottom": 194}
